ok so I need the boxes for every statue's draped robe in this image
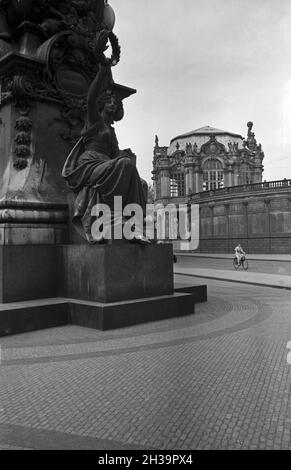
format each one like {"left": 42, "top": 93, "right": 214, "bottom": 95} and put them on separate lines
{"left": 62, "top": 122, "right": 146, "bottom": 242}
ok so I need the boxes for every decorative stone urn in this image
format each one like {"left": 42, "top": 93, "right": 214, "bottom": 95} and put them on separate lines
{"left": 103, "top": 2, "right": 116, "bottom": 31}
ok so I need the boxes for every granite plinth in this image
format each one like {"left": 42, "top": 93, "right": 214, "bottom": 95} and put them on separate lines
{"left": 0, "top": 299, "right": 69, "bottom": 336}
{"left": 69, "top": 293, "right": 194, "bottom": 330}
{"left": 0, "top": 243, "right": 199, "bottom": 336}
{"left": 174, "top": 283, "right": 208, "bottom": 303}
{"left": 0, "top": 245, "right": 58, "bottom": 303}
{"left": 59, "top": 243, "right": 174, "bottom": 303}
{"left": 0, "top": 293, "right": 194, "bottom": 336}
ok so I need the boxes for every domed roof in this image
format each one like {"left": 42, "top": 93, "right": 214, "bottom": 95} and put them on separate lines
{"left": 168, "top": 125, "right": 244, "bottom": 156}
{"left": 170, "top": 126, "right": 243, "bottom": 143}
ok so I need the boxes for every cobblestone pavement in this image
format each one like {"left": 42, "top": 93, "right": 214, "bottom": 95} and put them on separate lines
{"left": 0, "top": 276, "right": 291, "bottom": 450}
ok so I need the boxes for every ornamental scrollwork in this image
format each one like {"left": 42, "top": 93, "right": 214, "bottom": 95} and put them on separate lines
{"left": 0, "top": 1, "right": 122, "bottom": 165}
{"left": 170, "top": 151, "right": 186, "bottom": 167}
{"left": 14, "top": 131, "right": 32, "bottom": 145}
{"left": 14, "top": 111, "right": 33, "bottom": 170}
{"left": 200, "top": 136, "right": 226, "bottom": 155}
{"left": 15, "top": 116, "right": 33, "bottom": 132}
{"left": 0, "top": 1, "right": 106, "bottom": 41}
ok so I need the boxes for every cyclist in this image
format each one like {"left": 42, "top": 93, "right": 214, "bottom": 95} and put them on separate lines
{"left": 234, "top": 243, "right": 246, "bottom": 265}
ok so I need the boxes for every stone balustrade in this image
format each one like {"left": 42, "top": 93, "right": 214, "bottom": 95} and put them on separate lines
{"left": 190, "top": 179, "right": 291, "bottom": 203}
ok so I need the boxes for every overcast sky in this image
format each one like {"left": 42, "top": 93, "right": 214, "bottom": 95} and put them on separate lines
{"left": 110, "top": 0, "right": 291, "bottom": 184}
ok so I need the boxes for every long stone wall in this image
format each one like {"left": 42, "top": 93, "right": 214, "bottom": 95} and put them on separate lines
{"left": 190, "top": 181, "right": 291, "bottom": 254}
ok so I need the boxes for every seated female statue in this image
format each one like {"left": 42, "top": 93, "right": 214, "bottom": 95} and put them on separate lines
{"left": 62, "top": 30, "right": 150, "bottom": 245}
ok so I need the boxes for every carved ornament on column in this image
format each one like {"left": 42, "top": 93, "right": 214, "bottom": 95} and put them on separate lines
{"left": 13, "top": 103, "right": 33, "bottom": 169}
{"left": 170, "top": 150, "right": 186, "bottom": 167}
{"left": 153, "top": 146, "right": 168, "bottom": 166}
{"left": 185, "top": 155, "right": 194, "bottom": 166}
{"left": 227, "top": 141, "right": 239, "bottom": 155}
{"left": 200, "top": 135, "right": 226, "bottom": 155}
{"left": 185, "top": 142, "right": 193, "bottom": 155}
{"left": 0, "top": 1, "right": 122, "bottom": 149}
{"left": 0, "top": 1, "right": 107, "bottom": 38}
{"left": 193, "top": 142, "right": 198, "bottom": 154}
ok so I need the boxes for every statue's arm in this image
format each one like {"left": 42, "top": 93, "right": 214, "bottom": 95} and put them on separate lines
{"left": 87, "top": 29, "right": 110, "bottom": 125}
{"left": 87, "top": 65, "right": 107, "bottom": 125}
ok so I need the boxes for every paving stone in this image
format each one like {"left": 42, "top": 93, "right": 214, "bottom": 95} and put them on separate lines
{"left": 0, "top": 277, "right": 291, "bottom": 449}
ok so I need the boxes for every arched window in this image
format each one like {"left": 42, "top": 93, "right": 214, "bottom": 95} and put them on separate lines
{"left": 203, "top": 159, "right": 224, "bottom": 191}
{"left": 170, "top": 172, "right": 185, "bottom": 197}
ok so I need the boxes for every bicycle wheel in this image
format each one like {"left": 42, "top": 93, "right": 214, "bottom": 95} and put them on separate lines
{"left": 242, "top": 259, "right": 248, "bottom": 270}
{"left": 233, "top": 257, "right": 239, "bottom": 270}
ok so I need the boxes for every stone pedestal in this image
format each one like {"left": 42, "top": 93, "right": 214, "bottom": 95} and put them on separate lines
{"left": 0, "top": 245, "right": 58, "bottom": 303}
{"left": 0, "top": 5, "right": 206, "bottom": 337}
{"left": 60, "top": 244, "right": 173, "bottom": 303}
{"left": 69, "top": 292, "right": 194, "bottom": 331}
{"left": 174, "top": 283, "right": 207, "bottom": 303}
{"left": 0, "top": 243, "right": 197, "bottom": 336}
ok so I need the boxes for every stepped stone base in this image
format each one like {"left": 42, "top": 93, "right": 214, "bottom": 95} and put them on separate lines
{"left": 174, "top": 283, "right": 207, "bottom": 303}
{"left": 0, "top": 245, "right": 58, "bottom": 303}
{"left": 0, "top": 293, "right": 194, "bottom": 336}
{"left": 0, "top": 299, "right": 69, "bottom": 336}
{"left": 0, "top": 243, "right": 202, "bottom": 336}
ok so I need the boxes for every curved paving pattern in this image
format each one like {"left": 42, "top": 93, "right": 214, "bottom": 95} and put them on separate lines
{"left": 0, "top": 277, "right": 291, "bottom": 450}
{"left": 1, "top": 296, "right": 271, "bottom": 365}
{"left": 1, "top": 296, "right": 233, "bottom": 349}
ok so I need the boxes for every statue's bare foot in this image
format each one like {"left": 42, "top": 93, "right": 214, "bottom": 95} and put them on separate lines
{"left": 131, "top": 234, "right": 152, "bottom": 246}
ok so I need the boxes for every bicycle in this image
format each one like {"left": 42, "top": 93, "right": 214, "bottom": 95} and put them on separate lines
{"left": 233, "top": 255, "right": 248, "bottom": 270}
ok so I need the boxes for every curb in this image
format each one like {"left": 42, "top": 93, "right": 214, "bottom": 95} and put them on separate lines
{"left": 175, "top": 271, "right": 291, "bottom": 291}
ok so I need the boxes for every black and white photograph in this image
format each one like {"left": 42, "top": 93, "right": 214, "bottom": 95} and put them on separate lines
{"left": 0, "top": 0, "right": 291, "bottom": 458}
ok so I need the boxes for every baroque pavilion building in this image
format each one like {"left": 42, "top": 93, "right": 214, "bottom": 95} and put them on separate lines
{"left": 152, "top": 122, "right": 265, "bottom": 202}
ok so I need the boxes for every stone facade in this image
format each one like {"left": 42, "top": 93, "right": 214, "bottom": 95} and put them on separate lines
{"left": 151, "top": 122, "right": 291, "bottom": 254}
{"left": 153, "top": 122, "right": 264, "bottom": 202}
{"left": 177, "top": 180, "right": 291, "bottom": 254}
